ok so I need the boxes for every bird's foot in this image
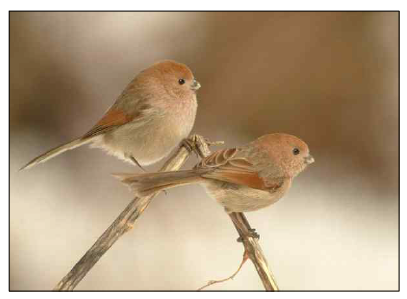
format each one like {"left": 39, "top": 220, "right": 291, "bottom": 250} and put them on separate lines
{"left": 181, "top": 135, "right": 202, "bottom": 158}
{"left": 181, "top": 138, "right": 198, "bottom": 157}
{"left": 237, "top": 228, "right": 260, "bottom": 243}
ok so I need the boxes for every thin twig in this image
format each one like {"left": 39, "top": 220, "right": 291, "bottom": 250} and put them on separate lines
{"left": 197, "top": 250, "right": 249, "bottom": 291}
{"left": 205, "top": 140, "right": 225, "bottom": 146}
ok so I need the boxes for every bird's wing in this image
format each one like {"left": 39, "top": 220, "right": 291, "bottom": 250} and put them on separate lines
{"left": 81, "top": 97, "right": 155, "bottom": 139}
{"left": 82, "top": 107, "right": 133, "bottom": 138}
{"left": 196, "top": 148, "right": 281, "bottom": 190}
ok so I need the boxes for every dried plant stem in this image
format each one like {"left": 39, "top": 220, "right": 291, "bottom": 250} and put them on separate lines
{"left": 198, "top": 250, "right": 249, "bottom": 291}
{"left": 228, "top": 212, "right": 279, "bottom": 291}
{"left": 54, "top": 135, "right": 202, "bottom": 291}
{"left": 53, "top": 134, "right": 279, "bottom": 291}
{"left": 194, "top": 138, "right": 279, "bottom": 291}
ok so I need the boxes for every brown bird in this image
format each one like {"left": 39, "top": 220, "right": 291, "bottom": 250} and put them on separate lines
{"left": 21, "top": 60, "right": 201, "bottom": 170}
{"left": 115, "top": 133, "right": 314, "bottom": 214}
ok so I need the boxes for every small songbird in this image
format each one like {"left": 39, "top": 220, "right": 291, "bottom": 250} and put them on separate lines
{"left": 115, "top": 133, "right": 314, "bottom": 213}
{"left": 21, "top": 60, "right": 201, "bottom": 170}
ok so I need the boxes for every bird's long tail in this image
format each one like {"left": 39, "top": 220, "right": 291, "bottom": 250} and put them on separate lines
{"left": 20, "top": 137, "right": 94, "bottom": 170}
{"left": 114, "top": 170, "right": 207, "bottom": 197}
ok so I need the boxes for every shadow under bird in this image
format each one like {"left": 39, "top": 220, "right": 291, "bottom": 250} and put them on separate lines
{"left": 21, "top": 60, "right": 201, "bottom": 170}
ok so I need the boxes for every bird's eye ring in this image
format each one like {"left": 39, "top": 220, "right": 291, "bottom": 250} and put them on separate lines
{"left": 293, "top": 148, "right": 300, "bottom": 155}
{"left": 178, "top": 79, "right": 185, "bottom": 85}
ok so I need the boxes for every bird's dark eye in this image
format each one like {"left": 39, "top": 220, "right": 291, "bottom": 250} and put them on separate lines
{"left": 293, "top": 148, "right": 300, "bottom": 155}
{"left": 178, "top": 79, "right": 185, "bottom": 85}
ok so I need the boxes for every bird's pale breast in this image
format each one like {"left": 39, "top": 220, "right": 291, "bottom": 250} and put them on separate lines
{"left": 96, "top": 95, "right": 197, "bottom": 165}
{"left": 202, "top": 179, "right": 291, "bottom": 213}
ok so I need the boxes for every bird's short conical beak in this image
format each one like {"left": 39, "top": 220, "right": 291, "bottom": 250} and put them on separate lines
{"left": 191, "top": 79, "right": 201, "bottom": 91}
{"left": 305, "top": 155, "right": 315, "bottom": 164}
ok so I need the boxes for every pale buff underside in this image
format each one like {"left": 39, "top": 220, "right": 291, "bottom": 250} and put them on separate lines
{"left": 91, "top": 96, "right": 197, "bottom": 165}
{"left": 202, "top": 179, "right": 291, "bottom": 213}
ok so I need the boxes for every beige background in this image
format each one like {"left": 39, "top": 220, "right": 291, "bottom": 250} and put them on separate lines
{"left": 10, "top": 12, "right": 398, "bottom": 290}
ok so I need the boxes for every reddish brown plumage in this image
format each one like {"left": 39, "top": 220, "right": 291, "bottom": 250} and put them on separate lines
{"left": 116, "top": 133, "right": 314, "bottom": 213}
{"left": 82, "top": 108, "right": 133, "bottom": 139}
{"left": 196, "top": 148, "right": 268, "bottom": 190}
{"left": 149, "top": 60, "right": 194, "bottom": 80}
{"left": 204, "top": 170, "right": 268, "bottom": 190}
{"left": 21, "top": 60, "right": 200, "bottom": 170}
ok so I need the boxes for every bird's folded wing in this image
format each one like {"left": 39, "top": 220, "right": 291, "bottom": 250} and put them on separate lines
{"left": 82, "top": 108, "right": 133, "bottom": 138}
{"left": 196, "top": 148, "right": 271, "bottom": 190}
{"left": 81, "top": 97, "right": 158, "bottom": 139}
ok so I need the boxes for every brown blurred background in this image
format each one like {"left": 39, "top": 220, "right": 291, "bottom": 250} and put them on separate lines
{"left": 10, "top": 12, "right": 398, "bottom": 290}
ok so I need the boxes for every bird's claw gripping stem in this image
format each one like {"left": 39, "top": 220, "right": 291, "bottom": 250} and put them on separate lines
{"left": 237, "top": 228, "right": 260, "bottom": 243}
{"left": 182, "top": 135, "right": 223, "bottom": 159}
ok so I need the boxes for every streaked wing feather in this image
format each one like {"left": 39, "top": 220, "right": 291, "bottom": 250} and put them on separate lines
{"left": 196, "top": 148, "right": 240, "bottom": 168}
{"left": 197, "top": 148, "right": 269, "bottom": 190}
{"left": 82, "top": 108, "right": 133, "bottom": 139}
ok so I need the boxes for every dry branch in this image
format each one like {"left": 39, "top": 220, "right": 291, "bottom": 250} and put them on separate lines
{"left": 54, "top": 134, "right": 279, "bottom": 291}
{"left": 54, "top": 136, "right": 198, "bottom": 290}
{"left": 193, "top": 136, "right": 279, "bottom": 291}
{"left": 228, "top": 213, "right": 279, "bottom": 290}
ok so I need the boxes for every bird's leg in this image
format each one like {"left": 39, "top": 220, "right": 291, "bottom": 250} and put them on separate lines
{"left": 129, "top": 155, "right": 167, "bottom": 194}
{"left": 129, "top": 156, "right": 146, "bottom": 172}
{"left": 182, "top": 135, "right": 224, "bottom": 159}
{"left": 182, "top": 137, "right": 200, "bottom": 158}
{"left": 247, "top": 228, "right": 260, "bottom": 240}
{"left": 229, "top": 212, "right": 260, "bottom": 242}
{"left": 237, "top": 229, "right": 260, "bottom": 243}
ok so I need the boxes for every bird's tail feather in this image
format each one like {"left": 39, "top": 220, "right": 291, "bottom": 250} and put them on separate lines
{"left": 114, "top": 170, "right": 206, "bottom": 197}
{"left": 20, "top": 137, "right": 93, "bottom": 170}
